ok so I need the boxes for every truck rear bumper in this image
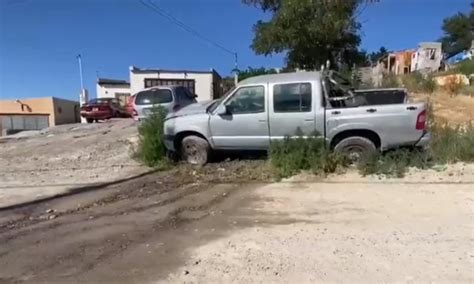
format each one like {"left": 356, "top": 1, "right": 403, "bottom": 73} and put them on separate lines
{"left": 415, "top": 131, "right": 431, "bottom": 148}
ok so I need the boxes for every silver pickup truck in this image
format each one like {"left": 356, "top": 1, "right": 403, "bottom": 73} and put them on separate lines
{"left": 163, "top": 71, "right": 430, "bottom": 165}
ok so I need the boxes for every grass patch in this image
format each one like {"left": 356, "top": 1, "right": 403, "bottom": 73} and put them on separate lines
{"left": 269, "top": 132, "right": 348, "bottom": 178}
{"left": 430, "top": 124, "right": 474, "bottom": 163}
{"left": 135, "top": 106, "right": 169, "bottom": 168}
{"left": 401, "top": 72, "right": 437, "bottom": 94}
{"left": 270, "top": 123, "right": 474, "bottom": 178}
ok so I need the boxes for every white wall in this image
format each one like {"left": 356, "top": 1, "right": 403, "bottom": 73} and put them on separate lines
{"left": 130, "top": 71, "right": 214, "bottom": 102}
{"left": 96, "top": 84, "right": 131, "bottom": 99}
{"left": 411, "top": 44, "right": 442, "bottom": 73}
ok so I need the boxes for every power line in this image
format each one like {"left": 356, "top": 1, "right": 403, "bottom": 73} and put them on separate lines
{"left": 139, "top": 0, "right": 237, "bottom": 61}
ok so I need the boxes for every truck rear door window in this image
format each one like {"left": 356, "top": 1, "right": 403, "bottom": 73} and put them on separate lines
{"left": 135, "top": 89, "right": 173, "bottom": 105}
{"left": 273, "top": 83, "right": 311, "bottom": 112}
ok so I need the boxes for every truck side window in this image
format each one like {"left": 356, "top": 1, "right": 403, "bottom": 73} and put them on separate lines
{"left": 273, "top": 83, "right": 311, "bottom": 112}
{"left": 225, "top": 86, "right": 265, "bottom": 114}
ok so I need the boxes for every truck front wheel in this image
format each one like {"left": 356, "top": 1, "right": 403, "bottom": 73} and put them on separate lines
{"left": 334, "top": 136, "right": 376, "bottom": 162}
{"left": 181, "top": 136, "right": 209, "bottom": 165}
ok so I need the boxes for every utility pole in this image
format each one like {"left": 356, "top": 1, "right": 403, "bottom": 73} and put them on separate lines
{"left": 76, "top": 54, "right": 88, "bottom": 123}
{"left": 234, "top": 52, "right": 239, "bottom": 86}
{"left": 77, "top": 54, "right": 84, "bottom": 91}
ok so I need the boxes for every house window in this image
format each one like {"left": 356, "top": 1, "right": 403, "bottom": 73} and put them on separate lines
{"left": 144, "top": 78, "right": 196, "bottom": 94}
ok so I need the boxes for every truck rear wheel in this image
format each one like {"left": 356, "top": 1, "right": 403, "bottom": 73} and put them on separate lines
{"left": 334, "top": 136, "right": 376, "bottom": 162}
{"left": 181, "top": 136, "right": 209, "bottom": 165}
{"left": 86, "top": 118, "right": 94, "bottom": 124}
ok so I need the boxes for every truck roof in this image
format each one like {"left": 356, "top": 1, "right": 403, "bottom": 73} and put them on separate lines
{"left": 238, "top": 71, "right": 321, "bottom": 86}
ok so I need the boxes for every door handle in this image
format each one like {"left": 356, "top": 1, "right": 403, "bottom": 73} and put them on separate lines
{"left": 331, "top": 111, "right": 341, "bottom": 115}
{"left": 366, "top": 108, "right": 377, "bottom": 113}
{"left": 406, "top": 106, "right": 418, "bottom": 110}
{"left": 258, "top": 119, "right": 267, "bottom": 122}
{"left": 304, "top": 118, "right": 314, "bottom": 122}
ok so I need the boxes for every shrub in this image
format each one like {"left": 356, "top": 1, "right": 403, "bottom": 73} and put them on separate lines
{"left": 443, "top": 75, "right": 464, "bottom": 96}
{"left": 429, "top": 123, "right": 474, "bottom": 163}
{"left": 136, "top": 106, "right": 168, "bottom": 167}
{"left": 381, "top": 73, "right": 400, "bottom": 88}
{"left": 269, "top": 131, "right": 347, "bottom": 178}
{"left": 456, "top": 59, "right": 474, "bottom": 76}
{"left": 401, "top": 72, "right": 437, "bottom": 94}
{"left": 358, "top": 148, "right": 431, "bottom": 178}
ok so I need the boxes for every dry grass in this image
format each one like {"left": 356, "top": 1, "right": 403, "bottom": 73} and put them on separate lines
{"left": 410, "top": 91, "right": 474, "bottom": 127}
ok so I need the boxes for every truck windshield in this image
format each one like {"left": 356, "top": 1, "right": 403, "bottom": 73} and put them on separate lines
{"left": 135, "top": 89, "right": 173, "bottom": 105}
{"left": 207, "top": 86, "right": 236, "bottom": 112}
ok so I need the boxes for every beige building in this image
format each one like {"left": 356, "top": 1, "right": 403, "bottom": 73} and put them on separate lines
{"left": 96, "top": 78, "right": 131, "bottom": 106}
{"left": 0, "top": 97, "right": 80, "bottom": 136}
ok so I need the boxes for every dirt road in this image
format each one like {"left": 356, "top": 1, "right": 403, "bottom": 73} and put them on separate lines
{"left": 1, "top": 167, "right": 472, "bottom": 283}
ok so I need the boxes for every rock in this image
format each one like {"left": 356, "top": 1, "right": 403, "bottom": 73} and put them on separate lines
{"left": 194, "top": 259, "right": 201, "bottom": 265}
{"left": 45, "top": 209, "right": 54, "bottom": 213}
{"left": 222, "top": 192, "right": 227, "bottom": 197}
{"left": 183, "top": 270, "right": 190, "bottom": 275}
{"left": 48, "top": 214, "right": 57, "bottom": 220}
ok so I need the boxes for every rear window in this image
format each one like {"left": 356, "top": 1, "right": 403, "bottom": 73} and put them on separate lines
{"left": 89, "top": 98, "right": 114, "bottom": 104}
{"left": 135, "top": 89, "right": 173, "bottom": 105}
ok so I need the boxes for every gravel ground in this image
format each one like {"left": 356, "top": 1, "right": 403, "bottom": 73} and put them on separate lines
{"left": 1, "top": 119, "right": 473, "bottom": 283}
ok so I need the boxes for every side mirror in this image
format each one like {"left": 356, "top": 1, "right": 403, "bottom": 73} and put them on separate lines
{"left": 216, "top": 104, "right": 228, "bottom": 115}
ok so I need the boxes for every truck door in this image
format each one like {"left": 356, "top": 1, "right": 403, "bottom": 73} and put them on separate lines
{"left": 209, "top": 85, "right": 270, "bottom": 149}
{"left": 268, "top": 82, "right": 317, "bottom": 139}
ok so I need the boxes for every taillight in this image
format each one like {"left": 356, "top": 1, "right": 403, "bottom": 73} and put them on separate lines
{"left": 132, "top": 109, "right": 138, "bottom": 117}
{"left": 416, "top": 110, "right": 426, "bottom": 130}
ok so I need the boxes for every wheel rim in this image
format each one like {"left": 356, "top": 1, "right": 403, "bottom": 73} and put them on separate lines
{"left": 183, "top": 142, "right": 204, "bottom": 164}
{"left": 344, "top": 145, "right": 365, "bottom": 162}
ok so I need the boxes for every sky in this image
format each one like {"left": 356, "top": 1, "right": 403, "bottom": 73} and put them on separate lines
{"left": 0, "top": 0, "right": 471, "bottom": 101}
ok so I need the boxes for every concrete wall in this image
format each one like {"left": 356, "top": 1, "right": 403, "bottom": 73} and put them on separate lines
{"left": 411, "top": 42, "right": 442, "bottom": 73}
{"left": 96, "top": 84, "right": 131, "bottom": 99}
{"left": 0, "top": 97, "right": 55, "bottom": 126}
{"left": 52, "top": 97, "right": 80, "bottom": 125}
{"left": 0, "top": 97, "right": 80, "bottom": 129}
{"left": 130, "top": 70, "right": 216, "bottom": 102}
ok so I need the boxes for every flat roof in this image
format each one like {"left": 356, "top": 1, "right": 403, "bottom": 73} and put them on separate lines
{"left": 97, "top": 78, "right": 130, "bottom": 86}
{"left": 130, "top": 66, "right": 220, "bottom": 76}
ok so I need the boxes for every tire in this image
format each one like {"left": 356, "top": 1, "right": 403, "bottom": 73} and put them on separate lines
{"left": 181, "top": 136, "right": 209, "bottom": 165}
{"left": 334, "top": 136, "right": 377, "bottom": 162}
{"left": 86, "top": 118, "right": 94, "bottom": 124}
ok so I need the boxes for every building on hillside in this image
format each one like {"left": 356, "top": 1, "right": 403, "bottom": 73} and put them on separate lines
{"left": 0, "top": 97, "right": 80, "bottom": 136}
{"left": 96, "top": 78, "right": 131, "bottom": 106}
{"left": 129, "top": 66, "right": 223, "bottom": 102}
{"left": 375, "top": 50, "right": 415, "bottom": 76}
{"left": 411, "top": 42, "right": 443, "bottom": 73}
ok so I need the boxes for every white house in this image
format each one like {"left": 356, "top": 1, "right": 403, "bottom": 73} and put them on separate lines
{"left": 96, "top": 78, "right": 131, "bottom": 106}
{"left": 129, "top": 66, "right": 223, "bottom": 102}
{"left": 411, "top": 42, "right": 443, "bottom": 73}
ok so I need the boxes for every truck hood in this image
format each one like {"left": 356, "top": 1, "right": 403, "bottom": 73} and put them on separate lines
{"left": 166, "top": 100, "right": 215, "bottom": 119}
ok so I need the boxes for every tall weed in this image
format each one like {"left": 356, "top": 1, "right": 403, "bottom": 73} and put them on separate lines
{"left": 136, "top": 106, "right": 169, "bottom": 168}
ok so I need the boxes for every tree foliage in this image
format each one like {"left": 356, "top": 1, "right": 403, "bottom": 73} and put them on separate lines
{"left": 237, "top": 67, "right": 278, "bottom": 81}
{"left": 243, "top": 0, "right": 365, "bottom": 69}
{"left": 368, "top": 46, "right": 388, "bottom": 64}
{"left": 440, "top": 4, "right": 474, "bottom": 58}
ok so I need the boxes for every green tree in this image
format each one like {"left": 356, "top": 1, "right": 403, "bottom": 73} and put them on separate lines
{"left": 440, "top": 4, "right": 474, "bottom": 58}
{"left": 368, "top": 46, "right": 388, "bottom": 64}
{"left": 243, "top": 0, "right": 364, "bottom": 69}
{"left": 237, "top": 67, "right": 278, "bottom": 81}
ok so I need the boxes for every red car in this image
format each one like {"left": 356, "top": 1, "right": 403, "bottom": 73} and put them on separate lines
{"left": 80, "top": 98, "right": 127, "bottom": 123}
{"left": 124, "top": 95, "right": 136, "bottom": 118}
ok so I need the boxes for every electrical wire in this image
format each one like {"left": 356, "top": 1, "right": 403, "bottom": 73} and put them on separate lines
{"left": 139, "top": 0, "right": 237, "bottom": 58}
